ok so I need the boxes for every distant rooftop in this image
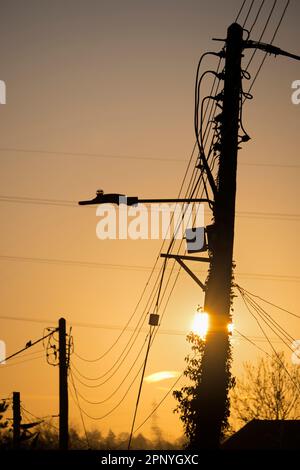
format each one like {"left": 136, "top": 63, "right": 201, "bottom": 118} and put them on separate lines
{"left": 222, "top": 420, "right": 300, "bottom": 450}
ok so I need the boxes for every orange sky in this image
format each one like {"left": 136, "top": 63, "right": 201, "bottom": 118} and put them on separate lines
{"left": 0, "top": 0, "right": 299, "bottom": 442}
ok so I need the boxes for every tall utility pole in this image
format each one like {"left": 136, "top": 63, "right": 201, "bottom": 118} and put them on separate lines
{"left": 59, "top": 317, "right": 68, "bottom": 450}
{"left": 12, "top": 391, "right": 21, "bottom": 449}
{"left": 194, "top": 23, "right": 243, "bottom": 449}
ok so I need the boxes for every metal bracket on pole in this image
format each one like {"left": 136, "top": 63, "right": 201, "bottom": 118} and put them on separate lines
{"left": 160, "top": 253, "right": 208, "bottom": 291}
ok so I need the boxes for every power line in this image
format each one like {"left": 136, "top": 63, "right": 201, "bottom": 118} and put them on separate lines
{"left": 235, "top": 285, "right": 300, "bottom": 319}
{"left": 0, "top": 148, "right": 298, "bottom": 169}
{"left": 237, "top": 286, "right": 296, "bottom": 353}
{"left": 0, "top": 354, "right": 45, "bottom": 369}
{"left": 245, "top": 0, "right": 278, "bottom": 71}
{"left": 0, "top": 329, "right": 57, "bottom": 365}
{"left": 71, "top": 331, "right": 147, "bottom": 385}
{"left": 68, "top": 370, "right": 90, "bottom": 449}
{"left": 69, "top": 80, "right": 216, "bottom": 370}
{"left": 242, "top": 0, "right": 255, "bottom": 28}
{"left": 240, "top": 162, "right": 300, "bottom": 169}
{"left": 20, "top": 405, "right": 59, "bottom": 432}
{"left": 0, "top": 147, "right": 186, "bottom": 164}
{"left": 2, "top": 195, "right": 300, "bottom": 221}
{"left": 238, "top": 291, "right": 300, "bottom": 394}
{"left": 0, "top": 314, "right": 283, "bottom": 344}
{"left": 1, "top": 348, "right": 44, "bottom": 361}
{"left": 61, "top": 123, "right": 205, "bottom": 366}
{"left": 235, "top": 328, "right": 273, "bottom": 358}
{"left": 133, "top": 369, "right": 184, "bottom": 436}
{"left": 72, "top": 174, "right": 205, "bottom": 374}
{"left": 235, "top": 0, "right": 248, "bottom": 22}
{"left": 71, "top": 347, "right": 144, "bottom": 404}
{"left": 246, "top": 0, "right": 291, "bottom": 94}
{"left": 0, "top": 254, "right": 299, "bottom": 282}
{"left": 69, "top": 359, "right": 142, "bottom": 421}
{"left": 128, "top": 326, "right": 154, "bottom": 449}
{"left": 248, "top": 0, "right": 266, "bottom": 33}
{"left": 245, "top": 295, "right": 295, "bottom": 348}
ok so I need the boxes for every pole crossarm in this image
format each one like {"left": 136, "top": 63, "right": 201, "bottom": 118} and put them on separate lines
{"left": 160, "top": 254, "right": 207, "bottom": 291}
{"left": 243, "top": 40, "right": 300, "bottom": 61}
{"left": 160, "top": 253, "right": 210, "bottom": 263}
{"left": 214, "top": 35, "right": 300, "bottom": 61}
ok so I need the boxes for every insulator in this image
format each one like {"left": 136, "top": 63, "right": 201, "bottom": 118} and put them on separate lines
{"left": 241, "top": 69, "right": 251, "bottom": 80}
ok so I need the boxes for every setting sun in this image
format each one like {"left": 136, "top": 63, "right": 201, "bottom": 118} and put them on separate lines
{"left": 192, "top": 312, "right": 209, "bottom": 340}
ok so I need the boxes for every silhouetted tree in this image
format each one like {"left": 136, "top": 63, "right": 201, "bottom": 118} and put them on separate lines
{"left": 230, "top": 351, "right": 300, "bottom": 429}
{"left": 0, "top": 400, "right": 10, "bottom": 449}
{"left": 173, "top": 332, "right": 234, "bottom": 447}
{"left": 173, "top": 333, "right": 206, "bottom": 446}
{"left": 0, "top": 400, "right": 8, "bottom": 430}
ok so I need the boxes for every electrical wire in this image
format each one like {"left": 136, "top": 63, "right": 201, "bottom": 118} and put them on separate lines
{"left": 235, "top": 328, "right": 273, "bottom": 358}
{"left": 0, "top": 151, "right": 298, "bottom": 168}
{"left": 128, "top": 326, "right": 154, "bottom": 449}
{"left": 72, "top": 322, "right": 147, "bottom": 380}
{"left": 238, "top": 294, "right": 300, "bottom": 394}
{"left": 72, "top": 106, "right": 204, "bottom": 364}
{"left": 0, "top": 354, "right": 45, "bottom": 369}
{"left": 242, "top": 0, "right": 255, "bottom": 28}
{"left": 0, "top": 314, "right": 282, "bottom": 344}
{"left": 237, "top": 286, "right": 296, "bottom": 353}
{"left": 69, "top": 370, "right": 90, "bottom": 449}
{"left": 236, "top": 285, "right": 300, "bottom": 319}
{"left": 0, "top": 329, "right": 57, "bottom": 365}
{"left": 235, "top": 0, "right": 248, "bottom": 22}
{"left": 70, "top": 162, "right": 209, "bottom": 419}
{"left": 72, "top": 116, "right": 208, "bottom": 368}
{"left": 1, "top": 254, "right": 300, "bottom": 282}
{"left": 244, "top": 295, "right": 295, "bottom": 346}
{"left": 133, "top": 368, "right": 186, "bottom": 436}
{"left": 245, "top": 0, "right": 278, "bottom": 71}
{"left": 0, "top": 147, "right": 187, "bottom": 163}
{"left": 71, "top": 330, "right": 148, "bottom": 386}
{"left": 2, "top": 348, "right": 44, "bottom": 361}
{"left": 20, "top": 405, "right": 59, "bottom": 432}
{"left": 1, "top": 255, "right": 299, "bottom": 285}
{"left": 247, "top": 0, "right": 290, "bottom": 95}
{"left": 69, "top": 359, "right": 143, "bottom": 421}
{"left": 248, "top": 0, "right": 266, "bottom": 33}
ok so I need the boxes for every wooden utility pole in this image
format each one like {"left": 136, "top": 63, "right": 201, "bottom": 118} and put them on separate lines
{"left": 195, "top": 23, "right": 243, "bottom": 449}
{"left": 59, "top": 317, "right": 68, "bottom": 450}
{"left": 12, "top": 391, "right": 21, "bottom": 449}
